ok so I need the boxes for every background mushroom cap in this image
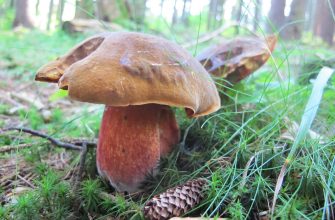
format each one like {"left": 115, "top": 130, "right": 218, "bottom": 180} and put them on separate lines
{"left": 55, "top": 32, "right": 220, "bottom": 117}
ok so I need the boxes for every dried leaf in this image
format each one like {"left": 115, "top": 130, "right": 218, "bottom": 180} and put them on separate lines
{"left": 197, "top": 35, "right": 277, "bottom": 83}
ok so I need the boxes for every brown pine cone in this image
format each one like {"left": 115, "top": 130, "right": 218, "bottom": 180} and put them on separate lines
{"left": 143, "top": 178, "right": 208, "bottom": 220}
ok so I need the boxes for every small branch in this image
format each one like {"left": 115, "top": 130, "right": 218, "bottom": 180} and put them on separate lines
{"left": 76, "top": 143, "right": 88, "bottom": 185}
{"left": 62, "top": 138, "right": 97, "bottom": 148}
{"left": 3, "top": 127, "right": 84, "bottom": 150}
{"left": 0, "top": 143, "right": 36, "bottom": 153}
{"left": 18, "top": 174, "right": 36, "bottom": 189}
{"left": 73, "top": 143, "right": 88, "bottom": 217}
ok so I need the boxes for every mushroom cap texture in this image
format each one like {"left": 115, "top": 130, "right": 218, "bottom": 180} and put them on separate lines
{"left": 41, "top": 32, "right": 221, "bottom": 117}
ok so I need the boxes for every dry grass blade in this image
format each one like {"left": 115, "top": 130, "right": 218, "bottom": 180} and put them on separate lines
{"left": 271, "top": 67, "right": 334, "bottom": 215}
{"left": 240, "top": 155, "right": 256, "bottom": 189}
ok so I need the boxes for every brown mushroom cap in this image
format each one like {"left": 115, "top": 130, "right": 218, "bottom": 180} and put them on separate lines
{"left": 196, "top": 35, "right": 277, "bottom": 79}
{"left": 37, "top": 32, "right": 221, "bottom": 117}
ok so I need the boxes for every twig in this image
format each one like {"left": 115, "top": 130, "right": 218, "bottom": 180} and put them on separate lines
{"left": 63, "top": 167, "right": 76, "bottom": 181}
{"left": 3, "top": 127, "right": 83, "bottom": 150}
{"left": 62, "top": 138, "right": 97, "bottom": 148}
{"left": 75, "top": 143, "right": 88, "bottom": 185}
{"left": 0, "top": 143, "right": 36, "bottom": 153}
{"left": 17, "top": 174, "right": 36, "bottom": 189}
{"left": 0, "top": 167, "right": 33, "bottom": 188}
{"left": 72, "top": 143, "right": 88, "bottom": 218}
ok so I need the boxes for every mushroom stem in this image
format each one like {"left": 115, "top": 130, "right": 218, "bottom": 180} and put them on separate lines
{"left": 97, "top": 104, "right": 180, "bottom": 192}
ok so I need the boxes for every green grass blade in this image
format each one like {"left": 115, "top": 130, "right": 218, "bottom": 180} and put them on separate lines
{"left": 271, "top": 67, "right": 334, "bottom": 215}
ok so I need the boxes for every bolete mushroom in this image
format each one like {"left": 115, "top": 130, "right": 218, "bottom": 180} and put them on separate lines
{"left": 35, "top": 32, "right": 220, "bottom": 192}
{"left": 197, "top": 35, "right": 277, "bottom": 83}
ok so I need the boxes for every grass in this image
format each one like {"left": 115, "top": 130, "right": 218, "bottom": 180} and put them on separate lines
{"left": 272, "top": 67, "right": 334, "bottom": 215}
{"left": 0, "top": 22, "right": 335, "bottom": 220}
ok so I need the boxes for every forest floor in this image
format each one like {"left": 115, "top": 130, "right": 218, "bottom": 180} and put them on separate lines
{"left": 0, "top": 30, "right": 335, "bottom": 219}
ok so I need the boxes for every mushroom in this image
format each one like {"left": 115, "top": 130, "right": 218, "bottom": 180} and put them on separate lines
{"left": 35, "top": 32, "right": 220, "bottom": 192}
{"left": 197, "top": 35, "right": 277, "bottom": 83}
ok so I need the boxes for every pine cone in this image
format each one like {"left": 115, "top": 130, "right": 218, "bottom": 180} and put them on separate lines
{"left": 143, "top": 178, "right": 208, "bottom": 220}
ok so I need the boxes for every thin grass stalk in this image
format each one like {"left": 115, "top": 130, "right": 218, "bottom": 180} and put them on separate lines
{"left": 271, "top": 67, "right": 334, "bottom": 215}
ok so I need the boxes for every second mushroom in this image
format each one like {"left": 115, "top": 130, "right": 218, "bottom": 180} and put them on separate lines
{"left": 35, "top": 32, "right": 220, "bottom": 192}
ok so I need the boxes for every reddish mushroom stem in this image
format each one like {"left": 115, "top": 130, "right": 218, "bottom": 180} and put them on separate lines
{"left": 97, "top": 104, "right": 180, "bottom": 192}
